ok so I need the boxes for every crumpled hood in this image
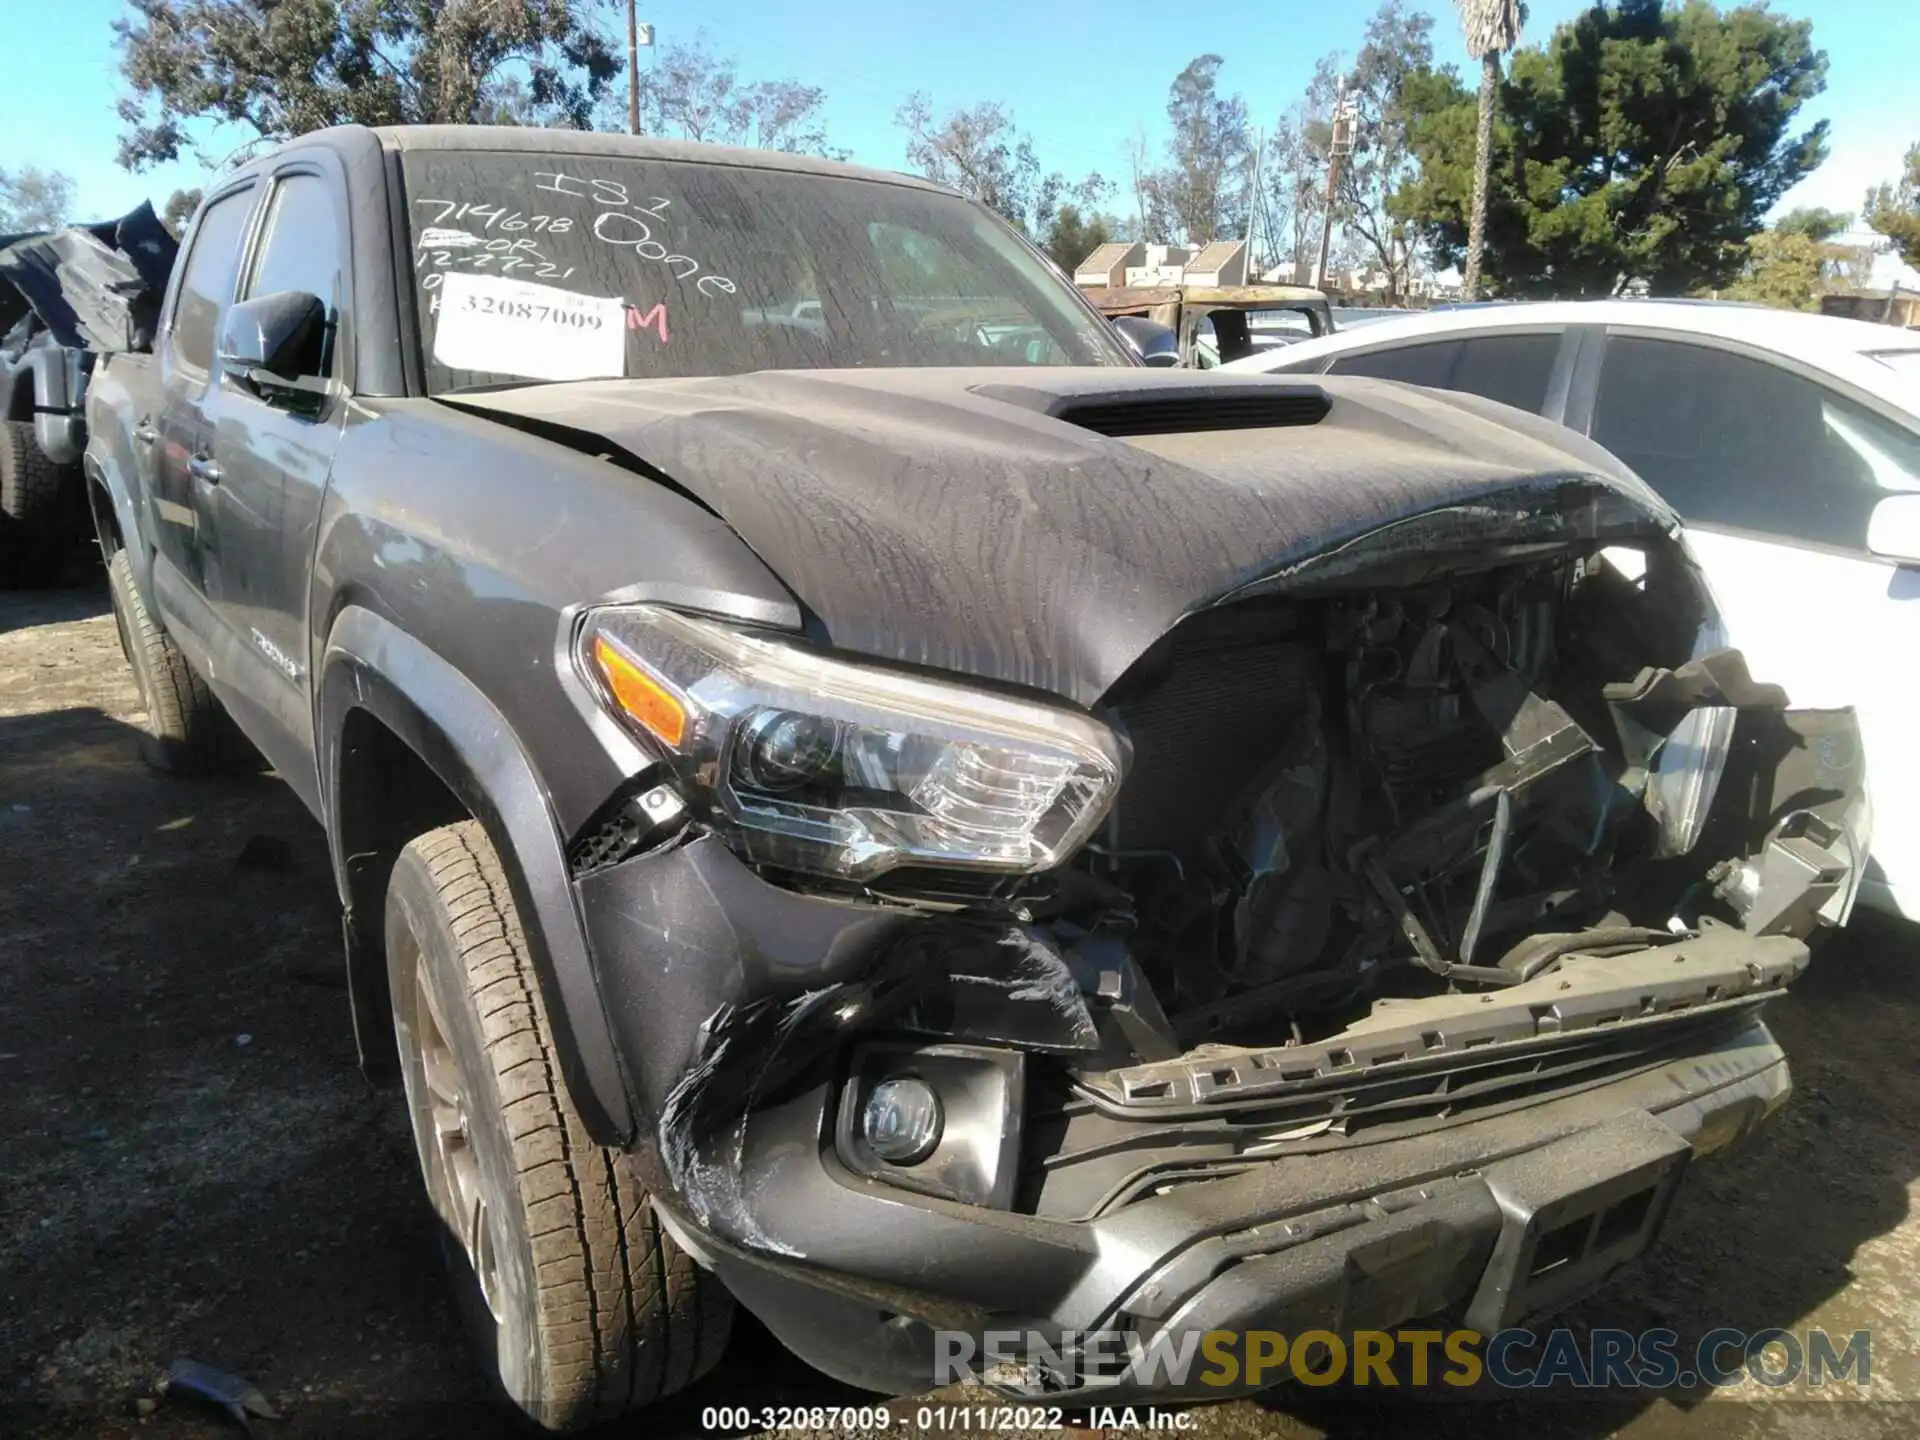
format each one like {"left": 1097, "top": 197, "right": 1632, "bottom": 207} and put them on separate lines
{"left": 447, "top": 367, "right": 1670, "bottom": 706}
{"left": 0, "top": 201, "right": 178, "bottom": 352}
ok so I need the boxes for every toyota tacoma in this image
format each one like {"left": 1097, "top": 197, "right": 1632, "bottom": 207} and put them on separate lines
{"left": 85, "top": 125, "right": 1867, "bottom": 1428}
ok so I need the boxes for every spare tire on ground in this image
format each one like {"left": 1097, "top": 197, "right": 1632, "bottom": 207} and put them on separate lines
{"left": 0, "top": 418, "right": 70, "bottom": 588}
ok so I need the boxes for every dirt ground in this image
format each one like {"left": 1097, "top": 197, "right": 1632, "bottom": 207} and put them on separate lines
{"left": 6, "top": 577, "right": 1920, "bottom": 1440}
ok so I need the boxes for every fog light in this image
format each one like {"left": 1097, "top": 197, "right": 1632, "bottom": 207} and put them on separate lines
{"left": 861, "top": 1076, "right": 943, "bottom": 1164}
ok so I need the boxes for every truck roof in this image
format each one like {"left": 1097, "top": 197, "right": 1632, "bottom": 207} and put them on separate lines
{"left": 237, "top": 123, "right": 948, "bottom": 196}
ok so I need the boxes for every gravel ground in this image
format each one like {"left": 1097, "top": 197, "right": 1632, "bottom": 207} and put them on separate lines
{"left": 5, "top": 578, "right": 1920, "bottom": 1440}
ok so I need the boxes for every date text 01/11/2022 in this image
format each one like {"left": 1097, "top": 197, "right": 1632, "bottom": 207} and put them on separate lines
{"left": 696, "top": 1405, "right": 1198, "bottom": 1433}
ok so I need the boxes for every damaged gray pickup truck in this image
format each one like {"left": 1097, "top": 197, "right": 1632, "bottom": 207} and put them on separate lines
{"left": 85, "top": 126, "right": 1869, "bottom": 1428}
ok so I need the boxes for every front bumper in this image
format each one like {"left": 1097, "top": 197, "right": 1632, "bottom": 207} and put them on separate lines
{"left": 577, "top": 835, "right": 1796, "bottom": 1401}
{"left": 653, "top": 1012, "right": 1787, "bottom": 1400}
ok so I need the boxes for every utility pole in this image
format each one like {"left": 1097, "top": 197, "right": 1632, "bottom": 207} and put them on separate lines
{"left": 1315, "top": 79, "right": 1357, "bottom": 292}
{"left": 627, "top": 0, "right": 641, "bottom": 136}
{"left": 1244, "top": 126, "right": 1265, "bottom": 264}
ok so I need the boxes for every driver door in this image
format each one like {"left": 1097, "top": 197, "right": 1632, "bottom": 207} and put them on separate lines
{"left": 202, "top": 161, "right": 350, "bottom": 812}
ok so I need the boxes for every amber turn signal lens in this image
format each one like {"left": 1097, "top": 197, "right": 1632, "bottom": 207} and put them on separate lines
{"left": 591, "top": 636, "right": 688, "bottom": 749}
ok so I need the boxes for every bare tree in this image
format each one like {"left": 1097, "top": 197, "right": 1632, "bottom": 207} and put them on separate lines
{"left": 1264, "top": 56, "right": 1346, "bottom": 283}
{"left": 162, "top": 186, "right": 204, "bottom": 235}
{"left": 897, "top": 94, "right": 1029, "bottom": 219}
{"left": 617, "top": 34, "right": 844, "bottom": 156}
{"left": 896, "top": 93, "right": 1107, "bottom": 237}
{"left": 1455, "top": 0, "right": 1523, "bottom": 298}
{"left": 1325, "top": 3, "right": 1437, "bottom": 302}
{"left": 0, "top": 167, "right": 77, "bottom": 232}
{"left": 1125, "top": 126, "right": 1155, "bottom": 240}
{"left": 1158, "top": 55, "right": 1252, "bottom": 244}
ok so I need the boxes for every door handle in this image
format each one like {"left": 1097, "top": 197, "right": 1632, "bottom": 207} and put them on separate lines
{"left": 188, "top": 454, "right": 222, "bottom": 485}
{"left": 133, "top": 420, "right": 158, "bottom": 447}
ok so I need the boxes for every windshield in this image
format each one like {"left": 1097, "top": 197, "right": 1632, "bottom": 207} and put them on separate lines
{"left": 398, "top": 150, "right": 1128, "bottom": 391}
{"left": 1246, "top": 308, "right": 1317, "bottom": 336}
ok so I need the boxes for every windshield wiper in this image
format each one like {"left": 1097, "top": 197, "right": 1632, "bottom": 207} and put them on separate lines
{"left": 437, "top": 378, "right": 586, "bottom": 397}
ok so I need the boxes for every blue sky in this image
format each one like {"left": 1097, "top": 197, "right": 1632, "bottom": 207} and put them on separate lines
{"left": 3, "top": 0, "right": 1913, "bottom": 232}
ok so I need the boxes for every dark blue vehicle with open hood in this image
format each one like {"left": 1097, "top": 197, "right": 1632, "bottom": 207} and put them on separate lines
{"left": 0, "top": 203, "right": 176, "bottom": 585}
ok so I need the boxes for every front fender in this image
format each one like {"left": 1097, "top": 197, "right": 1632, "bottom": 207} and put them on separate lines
{"left": 319, "top": 604, "right": 635, "bottom": 1144}
{"left": 82, "top": 444, "right": 142, "bottom": 571}
{"left": 81, "top": 358, "right": 157, "bottom": 591}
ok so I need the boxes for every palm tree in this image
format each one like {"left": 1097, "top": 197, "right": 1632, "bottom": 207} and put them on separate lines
{"left": 1456, "top": 0, "right": 1523, "bottom": 299}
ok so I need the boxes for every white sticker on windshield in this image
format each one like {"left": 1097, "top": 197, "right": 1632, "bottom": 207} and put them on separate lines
{"left": 432, "top": 271, "right": 625, "bottom": 381}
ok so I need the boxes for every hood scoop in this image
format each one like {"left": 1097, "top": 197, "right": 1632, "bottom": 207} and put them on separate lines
{"left": 971, "top": 377, "right": 1331, "bottom": 439}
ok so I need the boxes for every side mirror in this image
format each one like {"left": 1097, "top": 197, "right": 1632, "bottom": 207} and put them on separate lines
{"left": 1109, "top": 315, "right": 1181, "bottom": 368}
{"left": 219, "top": 291, "right": 329, "bottom": 397}
{"left": 1868, "top": 493, "right": 1920, "bottom": 567}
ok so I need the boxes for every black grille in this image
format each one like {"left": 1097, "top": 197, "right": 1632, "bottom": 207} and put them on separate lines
{"left": 568, "top": 805, "right": 652, "bottom": 876}
{"left": 566, "top": 777, "right": 685, "bottom": 876}
{"left": 1107, "top": 606, "right": 1316, "bottom": 851}
{"left": 1024, "top": 1003, "right": 1756, "bottom": 1220}
{"left": 1056, "top": 390, "right": 1330, "bottom": 438}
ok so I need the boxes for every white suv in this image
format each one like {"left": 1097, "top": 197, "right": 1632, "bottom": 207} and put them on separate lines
{"left": 1227, "top": 300, "right": 1920, "bottom": 921}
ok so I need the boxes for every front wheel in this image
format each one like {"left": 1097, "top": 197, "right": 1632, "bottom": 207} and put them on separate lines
{"left": 104, "top": 548, "right": 240, "bottom": 773}
{"left": 385, "top": 820, "right": 732, "bottom": 1431}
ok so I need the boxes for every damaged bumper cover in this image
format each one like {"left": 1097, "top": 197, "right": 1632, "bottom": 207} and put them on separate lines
{"left": 578, "top": 832, "right": 1808, "bottom": 1399}
{"left": 556, "top": 500, "right": 1867, "bottom": 1401}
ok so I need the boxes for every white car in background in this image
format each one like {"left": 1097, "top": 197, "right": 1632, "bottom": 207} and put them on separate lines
{"left": 1225, "top": 300, "right": 1920, "bottom": 921}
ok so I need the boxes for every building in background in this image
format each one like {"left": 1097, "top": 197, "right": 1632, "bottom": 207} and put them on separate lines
{"left": 1820, "top": 232, "right": 1920, "bottom": 327}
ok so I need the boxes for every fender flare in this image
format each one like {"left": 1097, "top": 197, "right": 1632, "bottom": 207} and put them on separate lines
{"left": 81, "top": 440, "right": 147, "bottom": 586}
{"left": 319, "top": 604, "right": 635, "bottom": 1145}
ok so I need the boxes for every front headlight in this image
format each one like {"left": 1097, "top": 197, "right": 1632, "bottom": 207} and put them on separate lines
{"left": 1646, "top": 610, "right": 1738, "bottom": 859}
{"left": 1646, "top": 704, "right": 1735, "bottom": 858}
{"left": 576, "top": 605, "right": 1125, "bottom": 881}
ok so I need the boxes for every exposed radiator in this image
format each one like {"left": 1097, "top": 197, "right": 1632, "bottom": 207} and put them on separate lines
{"left": 1106, "top": 606, "right": 1317, "bottom": 852}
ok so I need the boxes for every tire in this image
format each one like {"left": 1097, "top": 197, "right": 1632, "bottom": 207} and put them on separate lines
{"left": 105, "top": 548, "right": 236, "bottom": 773}
{"left": 386, "top": 821, "right": 732, "bottom": 1431}
{"left": 0, "top": 419, "right": 70, "bottom": 588}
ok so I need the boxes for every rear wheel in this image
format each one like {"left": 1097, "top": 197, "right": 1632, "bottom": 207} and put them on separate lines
{"left": 0, "top": 420, "right": 69, "bottom": 587}
{"left": 385, "top": 820, "right": 732, "bottom": 1431}
{"left": 105, "top": 548, "right": 238, "bottom": 773}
